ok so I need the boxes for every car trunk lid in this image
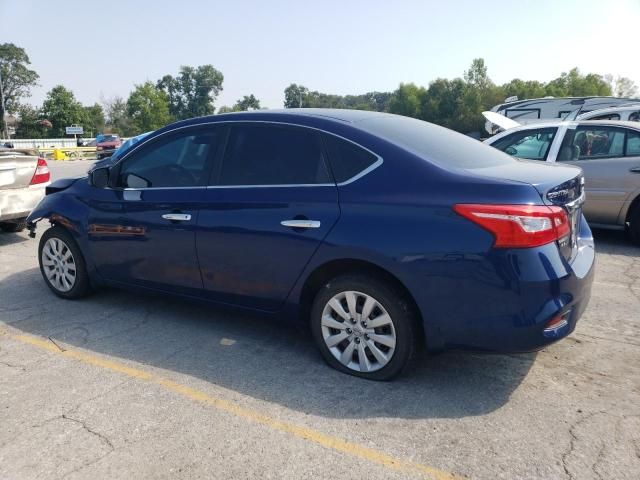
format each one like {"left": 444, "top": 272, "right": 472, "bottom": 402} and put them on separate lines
{"left": 465, "top": 160, "right": 585, "bottom": 259}
{"left": 0, "top": 150, "right": 39, "bottom": 189}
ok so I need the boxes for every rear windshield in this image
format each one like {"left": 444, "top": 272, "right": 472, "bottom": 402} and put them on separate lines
{"left": 360, "top": 114, "right": 516, "bottom": 169}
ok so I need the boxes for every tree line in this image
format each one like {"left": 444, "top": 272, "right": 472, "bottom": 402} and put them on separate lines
{"left": 1, "top": 42, "right": 638, "bottom": 139}
{"left": 285, "top": 59, "right": 638, "bottom": 134}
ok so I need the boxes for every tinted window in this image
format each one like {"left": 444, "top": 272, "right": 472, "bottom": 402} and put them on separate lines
{"left": 492, "top": 128, "right": 557, "bottom": 161}
{"left": 218, "top": 124, "right": 330, "bottom": 185}
{"left": 558, "top": 127, "right": 625, "bottom": 161}
{"left": 323, "top": 135, "right": 378, "bottom": 182}
{"left": 588, "top": 113, "right": 620, "bottom": 120}
{"left": 505, "top": 109, "right": 540, "bottom": 120}
{"left": 117, "top": 128, "right": 218, "bottom": 188}
{"left": 629, "top": 111, "right": 640, "bottom": 122}
{"left": 626, "top": 130, "right": 640, "bottom": 156}
{"left": 361, "top": 114, "right": 515, "bottom": 169}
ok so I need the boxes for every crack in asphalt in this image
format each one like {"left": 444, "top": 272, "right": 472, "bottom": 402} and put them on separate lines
{"left": 60, "top": 414, "right": 114, "bottom": 451}
{"left": 561, "top": 411, "right": 605, "bottom": 480}
{"left": 0, "top": 359, "right": 26, "bottom": 371}
{"left": 59, "top": 413, "right": 115, "bottom": 480}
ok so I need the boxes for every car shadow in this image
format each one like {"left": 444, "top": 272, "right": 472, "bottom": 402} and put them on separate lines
{"left": 592, "top": 228, "right": 639, "bottom": 257}
{"left": 0, "top": 232, "right": 30, "bottom": 247}
{"left": 3, "top": 266, "right": 537, "bottom": 420}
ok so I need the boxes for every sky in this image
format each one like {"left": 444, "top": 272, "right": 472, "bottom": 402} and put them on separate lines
{"left": 2, "top": 0, "right": 639, "bottom": 110}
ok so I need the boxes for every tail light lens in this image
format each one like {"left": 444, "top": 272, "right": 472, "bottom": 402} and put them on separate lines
{"left": 453, "top": 204, "right": 570, "bottom": 248}
{"left": 30, "top": 158, "right": 51, "bottom": 185}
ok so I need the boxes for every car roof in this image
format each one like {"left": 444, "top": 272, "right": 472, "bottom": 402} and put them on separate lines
{"left": 496, "top": 119, "right": 640, "bottom": 131}
{"left": 577, "top": 104, "right": 640, "bottom": 117}
{"left": 189, "top": 108, "right": 389, "bottom": 124}
{"left": 150, "top": 109, "right": 418, "bottom": 141}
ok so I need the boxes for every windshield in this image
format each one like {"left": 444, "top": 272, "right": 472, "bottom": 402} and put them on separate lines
{"left": 96, "top": 134, "right": 119, "bottom": 143}
{"left": 111, "top": 132, "right": 153, "bottom": 159}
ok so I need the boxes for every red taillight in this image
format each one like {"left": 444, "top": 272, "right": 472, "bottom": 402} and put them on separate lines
{"left": 30, "top": 158, "right": 50, "bottom": 185}
{"left": 453, "top": 204, "right": 570, "bottom": 248}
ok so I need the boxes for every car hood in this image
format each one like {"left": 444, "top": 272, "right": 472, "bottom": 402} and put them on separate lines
{"left": 482, "top": 111, "right": 521, "bottom": 131}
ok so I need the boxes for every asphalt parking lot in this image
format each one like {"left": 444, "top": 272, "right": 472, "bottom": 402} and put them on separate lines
{"left": 1, "top": 161, "right": 639, "bottom": 479}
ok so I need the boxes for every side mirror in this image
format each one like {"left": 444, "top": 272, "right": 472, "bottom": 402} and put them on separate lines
{"left": 89, "top": 167, "right": 110, "bottom": 188}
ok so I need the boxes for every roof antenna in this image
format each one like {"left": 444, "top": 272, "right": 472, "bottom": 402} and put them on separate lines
{"left": 563, "top": 99, "right": 586, "bottom": 121}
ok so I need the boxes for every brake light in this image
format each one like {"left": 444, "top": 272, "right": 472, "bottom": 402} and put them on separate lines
{"left": 453, "top": 204, "right": 570, "bottom": 248}
{"left": 30, "top": 158, "right": 50, "bottom": 185}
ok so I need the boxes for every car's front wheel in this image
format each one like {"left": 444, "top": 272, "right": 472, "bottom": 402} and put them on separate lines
{"left": 38, "top": 226, "right": 91, "bottom": 299}
{"left": 310, "top": 275, "right": 417, "bottom": 380}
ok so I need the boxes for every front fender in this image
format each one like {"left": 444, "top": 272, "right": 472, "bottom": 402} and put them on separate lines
{"left": 26, "top": 187, "right": 102, "bottom": 279}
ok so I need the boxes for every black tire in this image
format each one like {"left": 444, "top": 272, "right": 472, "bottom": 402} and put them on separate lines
{"left": 310, "top": 274, "right": 418, "bottom": 381}
{"left": 38, "top": 226, "right": 91, "bottom": 299}
{"left": 629, "top": 204, "right": 640, "bottom": 246}
{"left": 0, "top": 220, "right": 27, "bottom": 233}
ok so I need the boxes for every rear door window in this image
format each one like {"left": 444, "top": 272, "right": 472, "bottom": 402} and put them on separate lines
{"left": 217, "top": 124, "right": 331, "bottom": 186}
{"left": 626, "top": 130, "right": 640, "bottom": 156}
{"left": 491, "top": 128, "right": 557, "bottom": 160}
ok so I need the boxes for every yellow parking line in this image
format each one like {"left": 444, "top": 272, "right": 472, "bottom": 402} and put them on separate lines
{"left": 1, "top": 329, "right": 463, "bottom": 480}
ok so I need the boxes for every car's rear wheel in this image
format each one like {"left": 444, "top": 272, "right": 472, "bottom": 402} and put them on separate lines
{"left": 310, "top": 275, "right": 417, "bottom": 380}
{"left": 0, "top": 219, "right": 27, "bottom": 233}
{"left": 38, "top": 226, "right": 90, "bottom": 299}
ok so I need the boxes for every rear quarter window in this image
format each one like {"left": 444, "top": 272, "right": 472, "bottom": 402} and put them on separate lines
{"left": 322, "top": 135, "right": 379, "bottom": 183}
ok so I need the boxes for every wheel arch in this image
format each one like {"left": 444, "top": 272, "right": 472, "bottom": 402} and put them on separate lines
{"left": 624, "top": 191, "right": 640, "bottom": 224}
{"left": 298, "top": 258, "right": 426, "bottom": 345}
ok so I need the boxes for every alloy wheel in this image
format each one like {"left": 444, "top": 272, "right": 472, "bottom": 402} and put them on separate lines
{"left": 321, "top": 290, "right": 396, "bottom": 373}
{"left": 41, "top": 237, "right": 77, "bottom": 293}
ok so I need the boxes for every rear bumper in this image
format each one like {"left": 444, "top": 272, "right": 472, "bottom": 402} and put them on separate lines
{"left": 0, "top": 184, "right": 47, "bottom": 222}
{"left": 413, "top": 217, "right": 595, "bottom": 352}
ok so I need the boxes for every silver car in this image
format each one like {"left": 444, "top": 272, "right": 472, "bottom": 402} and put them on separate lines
{"left": 0, "top": 148, "right": 50, "bottom": 232}
{"left": 484, "top": 120, "right": 640, "bottom": 244}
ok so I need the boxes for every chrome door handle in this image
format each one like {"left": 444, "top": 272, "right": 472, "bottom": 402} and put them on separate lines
{"left": 162, "top": 213, "right": 191, "bottom": 221}
{"left": 280, "top": 219, "right": 321, "bottom": 229}
{"left": 630, "top": 167, "right": 640, "bottom": 173}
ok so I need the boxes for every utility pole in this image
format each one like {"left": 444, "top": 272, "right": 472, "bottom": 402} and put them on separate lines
{"left": 299, "top": 89, "right": 302, "bottom": 108}
{"left": 0, "top": 65, "right": 7, "bottom": 140}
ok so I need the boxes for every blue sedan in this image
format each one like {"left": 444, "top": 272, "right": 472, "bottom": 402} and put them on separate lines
{"left": 27, "top": 109, "right": 594, "bottom": 380}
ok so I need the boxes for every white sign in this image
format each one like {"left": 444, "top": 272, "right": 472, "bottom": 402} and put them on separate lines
{"left": 65, "top": 126, "right": 83, "bottom": 135}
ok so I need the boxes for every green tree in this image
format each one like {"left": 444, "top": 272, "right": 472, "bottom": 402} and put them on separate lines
{"left": 234, "top": 94, "right": 261, "bottom": 111}
{"left": 103, "top": 96, "right": 130, "bottom": 135}
{"left": 544, "top": 68, "right": 611, "bottom": 97}
{"left": 82, "top": 103, "right": 105, "bottom": 137}
{"left": 501, "top": 79, "right": 546, "bottom": 101}
{"left": 157, "top": 65, "right": 224, "bottom": 120}
{"left": 606, "top": 75, "right": 639, "bottom": 98}
{"left": 0, "top": 43, "right": 39, "bottom": 137}
{"left": 15, "top": 104, "right": 49, "bottom": 138}
{"left": 126, "top": 82, "right": 170, "bottom": 134}
{"left": 388, "top": 83, "right": 426, "bottom": 118}
{"left": 40, "top": 85, "right": 86, "bottom": 137}
{"left": 284, "top": 84, "right": 309, "bottom": 108}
